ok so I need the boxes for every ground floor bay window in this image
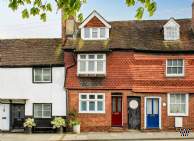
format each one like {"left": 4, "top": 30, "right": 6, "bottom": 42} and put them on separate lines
{"left": 33, "top": 103, "right": 52, "bottom": 118}
{"left": 168, "top": 94, "right": 189, "bottom": 116}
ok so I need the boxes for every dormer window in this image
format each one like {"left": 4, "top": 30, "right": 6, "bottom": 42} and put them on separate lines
{"left": 164, "top": 18, "right": 180, "bottom": 41}
{"left": 79, "top": 10, "right": 111, "bottom": 40}
{"left": 83, "top": 27, "right": 107, "bottom": 40}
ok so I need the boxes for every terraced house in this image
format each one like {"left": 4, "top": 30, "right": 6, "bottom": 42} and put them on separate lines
{"left": 63, "top": 2, "right": 194, "bottom": 132}
{"left": 0, "top": 39, "right": 66, "bottom": 132}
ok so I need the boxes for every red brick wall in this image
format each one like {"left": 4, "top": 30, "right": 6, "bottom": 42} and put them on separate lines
{"left": 64, "top": 51, "right": 194, "bottom": 92}
{"left": 84, "top": 16, "right": 105, "bottom": 27}
{"left": 68, "top": 90, "right": 194, "bottom": 132}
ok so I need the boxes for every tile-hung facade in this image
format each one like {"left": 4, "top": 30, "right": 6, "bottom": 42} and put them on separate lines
{"left": 63, "top": 2, "right": 194, "bottom": 132}
{"left": 0, "top": 39, "right": 66, "bottom": 132}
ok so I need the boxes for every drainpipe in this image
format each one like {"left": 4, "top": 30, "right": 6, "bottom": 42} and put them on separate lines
{"left": 64, "top": 52, "right": 76, "bottom": 117}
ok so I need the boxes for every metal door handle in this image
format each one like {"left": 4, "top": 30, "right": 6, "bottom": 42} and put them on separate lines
{"left": 2, "top": 117, "right": 6, "bottom": 119}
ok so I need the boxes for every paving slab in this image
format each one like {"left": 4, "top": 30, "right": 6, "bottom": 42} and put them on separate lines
{"left": 0, "top": 132, "right": 194, "bottom": 141}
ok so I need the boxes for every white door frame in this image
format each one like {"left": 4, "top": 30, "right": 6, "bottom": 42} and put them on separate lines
{"left": 0, "top": 104, "right": 10, "bottom": 131}
{"left": 144, "top": 96, "right": 162, "bottom": 129}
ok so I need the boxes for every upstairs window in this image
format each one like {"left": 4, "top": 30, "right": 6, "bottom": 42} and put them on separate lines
{"left": 77, "top": 54, "right": 106, "bottom": 76}
{"left": 166, "top": 59, "right": 184, "bottom": 77}
{"left": 164, "top": 18, "right": 180, "bottom": 41}
{"left": 33, "top": 67, "right": 52, "bottom": 83}
{"left": 82, "top": 28, "right": 108, "bottom": 40}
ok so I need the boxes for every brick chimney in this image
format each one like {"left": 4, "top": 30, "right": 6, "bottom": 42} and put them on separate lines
{"left": 192, "top": 0, "right": 194, "bottom": 31}
{"left": 61, "top": 10, "right": 77, "bottom": 42}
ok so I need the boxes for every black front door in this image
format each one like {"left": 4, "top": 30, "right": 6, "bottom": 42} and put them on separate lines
{"left": 128, "top": 97, "right": 141, "bottom": 129}
{"left": 11, "top": 104, "right": 25, "bottom": 129}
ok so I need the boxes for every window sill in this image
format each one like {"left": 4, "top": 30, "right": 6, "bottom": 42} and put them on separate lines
{"left": 79, "top": 111, "right": 105, "bottom": 114}
{"left": 168, "top": 113, "right": 188, "bottom": 117}
{"left": 33, "top": 81, "right": 52, "bottom": 84}
{"left": 166, "top": 74, "right": 184, "bottom": 78}
{"left": 78, "top": 73, "right": 106, "bottom": 78}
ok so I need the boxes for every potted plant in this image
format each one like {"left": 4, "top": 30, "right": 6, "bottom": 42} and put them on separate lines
{"left": 69, "top": 110, "right": 81, "bottom": 134}
{"left": 51, "top": 117, "right": 66, "bottom": 134}
{"left": 23, "top": 118, "right": 36, "bottom": 134}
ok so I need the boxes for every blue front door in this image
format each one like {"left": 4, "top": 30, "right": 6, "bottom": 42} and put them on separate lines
{"left": 146, "top": 98, "right": 159, "bottom": 128}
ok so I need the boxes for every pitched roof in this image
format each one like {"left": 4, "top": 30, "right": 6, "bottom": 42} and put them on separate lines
{"left": 64, "top": 19, "right": 194, "bottom": 53}
{"left": 0, "top": 38, "right": 63, "bottom": 67}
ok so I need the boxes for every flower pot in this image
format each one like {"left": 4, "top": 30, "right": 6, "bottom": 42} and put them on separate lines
{"left": 26, "top": 127, "right": 32, "bottom": 134}
{"left": 73, "top": 124, "right": 80, "bottom": 134}
{"left": 57, "top": 126, "right": 64, "bottom": 134}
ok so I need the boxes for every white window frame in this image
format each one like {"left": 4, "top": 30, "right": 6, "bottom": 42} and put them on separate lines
{"left": 79, "top": 93, "right": 105, "bottom": 114}
{"left": 77, "top": 54, "right": 106, "bottom": 76}
{"left": 167, "top": 93, "right": 189, "bottom": 116}
{"left": 34, "top": 103, "right": 52, "bottom": 118}
{"left": 166, "top": 59, "right": 184, "bottom": 77}
{"left": 33, "top": 67, "right": 52, "bottom": 83}
{"left": 81, "top": 27, "right": 109, "bottom": 40}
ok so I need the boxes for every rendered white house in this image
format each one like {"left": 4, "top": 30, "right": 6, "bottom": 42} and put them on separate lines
{"left": 0, "top": 39, "right": 66, "bottom": 132}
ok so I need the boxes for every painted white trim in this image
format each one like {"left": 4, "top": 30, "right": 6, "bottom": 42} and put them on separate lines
{"left": 77, "top": 54, "right": 106, "bottom": 76}
{"left": 144, "top": 96, "right": 162, "bottom": 129}
{"left": 79, "top": 10, "right": 111, "bottom": 29}
{"left": 164, "top": 18, "right": 180, "bottom": 41}
{"left": 79, "top": 93, "right": 105, "bottom": 114}
{"left": 165, "top": 59, "right": 185, "bottom": 77}
{"left": 167, "top": 93, "right": 189, "bottom": 116}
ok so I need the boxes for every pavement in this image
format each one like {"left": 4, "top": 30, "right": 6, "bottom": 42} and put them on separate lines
{"left": 0, "top": 131, "right": 194, "bottom": 141}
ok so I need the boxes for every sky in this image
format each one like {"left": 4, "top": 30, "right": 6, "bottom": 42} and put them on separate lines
{"left": 0, "top": 0, "right": 193, "bottom": 39}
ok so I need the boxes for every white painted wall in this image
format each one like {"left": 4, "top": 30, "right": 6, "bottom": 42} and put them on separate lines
{"left": 0, "top": 67, "right": 66, "bottom": 116}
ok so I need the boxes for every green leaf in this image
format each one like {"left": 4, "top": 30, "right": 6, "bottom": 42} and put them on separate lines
{"left": 30, "top": 7, "right": 40, "bottom": 16}
{"left": 22, "top": 9, "right": 29, "bottom": 19}
{"left": 78, "top": 13, "right": 83, "bottom": 22}
{"left": 40, "top": 13, "right": 46, "bottom": 22}
{"left": 135, "top": 7, "right": 144, "bottom": 20}
{"left": 46, "top": 3, "right": 52, "bottom": 12}
{"left": 126, "top": 0, "right": 135, "bottom": 6}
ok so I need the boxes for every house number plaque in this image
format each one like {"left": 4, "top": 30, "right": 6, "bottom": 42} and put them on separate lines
{"left": 129, "top": 100, "right": 138, "bottom": 109}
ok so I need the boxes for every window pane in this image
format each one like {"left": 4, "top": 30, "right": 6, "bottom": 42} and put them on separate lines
{"left": 97, "top": 95, "right": 103, "bottom": 99}
{"left": 180, "top": 104, "right": 186, "bottom": 113}
{"left": 173, "top": 60, "right": 177, "bottom": 66}
{"left": 34, "top": 68, "right": 42, "bottom": 81}
{"left": 97, "top": 101, "right": 103, "bottom": 111}
{"left": 43, "top": 104, "right": 51, "bottom": 111}
{"left": 81, "top": 95, "right": 87, "bottom": 99}
{"left": 89, "top": 95, "right": 95, "bottom": 99}
{"left": 100, "top": 28, "right": 105, "bottom": 38}
{"left": 147, "top": 99, "right": 152, "bottom": 114}
{"left": 81, "top": 101, "right": 87, "bottom": 111}
{"left": 79, "top": 61, "right": 86, "bottom": 72}
{"left": 178, "top": 67, "right": 183, "bottom": 74}
{"left": 153, "top": 99, "right": 159, "bottom": 114}
{"left": 118, "top": 98, "right": 122, "bottom": 112}
{"left": 84, "top": 28, "right": 90, "bottom": 38}
{"left": 167, "top": 67, "right": 172, "bottom": 74}
{"left": 92, "top": 28, "right": 98, "bottom": 38}
{"left": 34, "top": 104, "right": 42, "bottom": 118}
{"left": 172, "top": 67, "right": 177, "bottom": 74}
{"left": 88, "top": 55, "right": 95, "bottom": 59}
{"left": 88, "top": 61, "right": 95, "bottom": 71}
{"left": 112, "top": 98, "right": 116, "bottom": 112}
{"left": 175, "top": 94, "right": 181, "bottom": 103}
{"left": 43, "top": 111, "right": 51, "bottom": 118}
{"left": 97, "top": 54, "right": 103, "bottom": 59}
{"left": 89, "top": 102, "right": 95, "bottom": 111}
{"left": 97, "top": 61, "right": 103, "bottom": 72}
{"left": 170, "top": 95, "right": 175, "bottom": 103}
{"left": 167, "top": 60, "right": 172, "bottom": 66}
{"left": 178, "top": 60, "right": 183, "bottom": 66}
{"left": 80, "top": 55, "right": 86, "bottom": 59}
{"left": 43, "top": 69, "right": 51, "bottom": 81}
{"left": 181, "top": 95, "right": 186, "bottom": 103}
